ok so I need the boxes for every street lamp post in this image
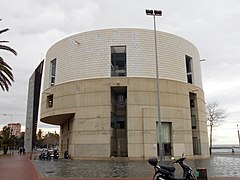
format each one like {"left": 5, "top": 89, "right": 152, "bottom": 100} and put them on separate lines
{"left": 146, "top": 9, "right": 164, "bottom": 164}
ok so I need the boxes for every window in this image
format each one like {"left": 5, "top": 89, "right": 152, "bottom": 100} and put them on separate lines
{"left": 189, "top": 93, "right": 197, "bottom": 129}
{"left": 162, "top": 122, "right": 171, "bottom": 143}
{"left": 185, "top": 55, "right": 193, "bottom": 84}
{"left": 111, "top": 87, "right": 127, "bottom": 129}
{"left": 50, "top": 59, "right": 56, "bottom": 86}
{"left": 191, "top": 115, "right": 197, "bottom": 129}
{"left": 156, "top": 122, "right": 172, "bottom": 156}
{"left": 190, "top": 99, "right": 195, "bottom": 107}
{"left": 47, "top": 94, "right": 53, "bottom": 108}
{"left": 111, "top": 46, "right": 126, "bottom": 77}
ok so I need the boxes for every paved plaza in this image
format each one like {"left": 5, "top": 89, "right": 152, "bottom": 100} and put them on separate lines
{"left": 33, "top": 153, "right": 240, "bottom": 179}
{"left": 1, "top": 153, "right": 240, "bottom": 180}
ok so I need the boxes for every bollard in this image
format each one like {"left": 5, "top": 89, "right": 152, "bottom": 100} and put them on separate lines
{"left": 196, "top": 168, "right": 207, "bottom": 180}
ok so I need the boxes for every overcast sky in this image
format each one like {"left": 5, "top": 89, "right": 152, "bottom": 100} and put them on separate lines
{"left": 1, "top": 0, "right": 240, "bottom": 145}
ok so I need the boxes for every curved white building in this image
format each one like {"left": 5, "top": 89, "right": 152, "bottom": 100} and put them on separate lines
{"left": 40, "top": 28, "right": 209, "bottom": 159}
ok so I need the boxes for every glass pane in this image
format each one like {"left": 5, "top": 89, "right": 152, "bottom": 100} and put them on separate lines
{"left": 162, "top": 123, "right": 171, "bottom": 143}
{"left": 111, "top": 46, "right": 126, "bottom": 77}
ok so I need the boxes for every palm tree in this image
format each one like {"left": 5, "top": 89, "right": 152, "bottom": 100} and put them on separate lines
{"left": 0, "top": 19, "right": 17, "bottom": 91}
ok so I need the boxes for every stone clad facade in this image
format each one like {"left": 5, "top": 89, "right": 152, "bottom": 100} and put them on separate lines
{"left": 40, "top": 28, "right": 209, "bottom": 159}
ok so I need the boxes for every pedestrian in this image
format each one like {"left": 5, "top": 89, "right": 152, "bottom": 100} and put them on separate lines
{"left": 19, "top": 148, "right": 22, "bottom": 155}
{"left": 23, "top": 147, "right": 25, "bottom": 155}
{"left": 232, "top": 147, "right": 235, "bottom": 155}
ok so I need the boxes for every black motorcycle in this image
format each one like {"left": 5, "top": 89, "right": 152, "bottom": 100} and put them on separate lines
{"left": 39, "top": 151, "right": 47, "bottom": 160}
{"left": 64, "top": 151, "right": 70, "bottom": 159}
{"left": 47, "top": 151, "right": 52, "bottom": 160}
{"left": 148, "top": 156, "right": 196, "bottom": 180}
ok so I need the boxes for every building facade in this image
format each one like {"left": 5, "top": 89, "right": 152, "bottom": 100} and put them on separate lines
{"left": 40, "top": 28, "right": 209, "bottom": 159}
{"left": 8, "top": 123, "right": 21, "bottom": 137}
{"left": 25, "top": 61, "right": 44, "bottom": 152}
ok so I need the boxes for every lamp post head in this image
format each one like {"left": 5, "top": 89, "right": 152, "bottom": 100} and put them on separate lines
{"left": 154, "top": 10, "right": 162, "bottom": 16}
{"left": 146, "top": 9, "right": 162, "bottom": 16}
{"left": 146, "top": 9, "right": 153, "bottom": 15}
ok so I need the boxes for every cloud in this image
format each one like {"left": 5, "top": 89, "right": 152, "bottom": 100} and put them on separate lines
{"left": 6, "top": 0, "right": 102, "bottom": 36}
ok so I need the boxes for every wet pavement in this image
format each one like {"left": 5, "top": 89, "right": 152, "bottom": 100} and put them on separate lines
{"left": 33, "top": 154, "right": 240, "bottom": 179}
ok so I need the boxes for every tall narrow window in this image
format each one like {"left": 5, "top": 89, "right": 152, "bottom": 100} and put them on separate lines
{"left": 189, "top": 93, "right": 197, "bottom": 129}
{"left": 189, "top": 92, "right": 201, "bottom": 154}
{"left": 50, "top": 59, "right": 56, "bottom": 86}
{"left": 156, "top": 122, "right": 172, "bottom": 156}
{"left": 111, "top": 46, "right": 126, "bottom": 77}
{"left": 185, "top": 55, "right": 193, "bottom": 84}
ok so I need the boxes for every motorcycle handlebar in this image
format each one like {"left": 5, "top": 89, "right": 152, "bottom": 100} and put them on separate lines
{"left": 173, "top": 157, "right": 186, "bottom": 164}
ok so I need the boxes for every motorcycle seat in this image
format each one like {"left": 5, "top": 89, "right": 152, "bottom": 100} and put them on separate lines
{"left": 160, "top": 165, "right": 175, "bottom": 172}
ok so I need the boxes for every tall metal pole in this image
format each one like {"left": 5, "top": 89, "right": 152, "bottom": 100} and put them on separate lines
{"left": 146, "top": 9, "right": 163, "bottom": 164}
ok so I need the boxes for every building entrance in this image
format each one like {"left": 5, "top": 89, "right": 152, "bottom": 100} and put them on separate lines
{"left": 110, "top": 87, "right": 128, "bottom": 157}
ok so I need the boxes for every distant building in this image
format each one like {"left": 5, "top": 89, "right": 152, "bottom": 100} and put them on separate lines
{"left": 40, "top": 28, "right": 209, "bottom": 159}
{"left": 8, "top": 123, "right": 21, "bottom": 137}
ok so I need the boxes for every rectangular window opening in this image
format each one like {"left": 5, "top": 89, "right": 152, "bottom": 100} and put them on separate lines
{"left": 50, "top": 59, "right": 56, "bottom": 86}
{"left": 111, "top": 46, "right": 126, "bottom": 77}
{"left": 189, "top": 92, "right": 197, "bottom": 129}
{"left": 110, "top": 87, "right": 128, "bottom": 157}
{"left": 185, "top": 55, "right": 193, "bottom": 84}
{"left": 47, "top": 94, "right": 53, "bottom": 108}
{"left": 189, "top": 92, "right": 201, "bottom": 154}
{"left": 156, "top": 122, "right": 172, "bottom": 156}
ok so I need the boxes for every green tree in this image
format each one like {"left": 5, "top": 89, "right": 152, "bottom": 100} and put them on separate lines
{"left": 1, "top": 126, "right": 11, "bottom": 154}
{"left": 17, "top": 132, "right": 24, "bottom": 148}
{"left": 43, "top": 131, "right": 59, "bottom": 149}
{"left": 36, "top": 129, "right": 44, "bottom": 148}
{"left": 0, "top": 19, "right": 17, "bottom": 91}
{"left": 206, "top": 101, "right": 226, "bottom": 155}
{"left": 0, "top": 126, "right": 24, "bottom": 154}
